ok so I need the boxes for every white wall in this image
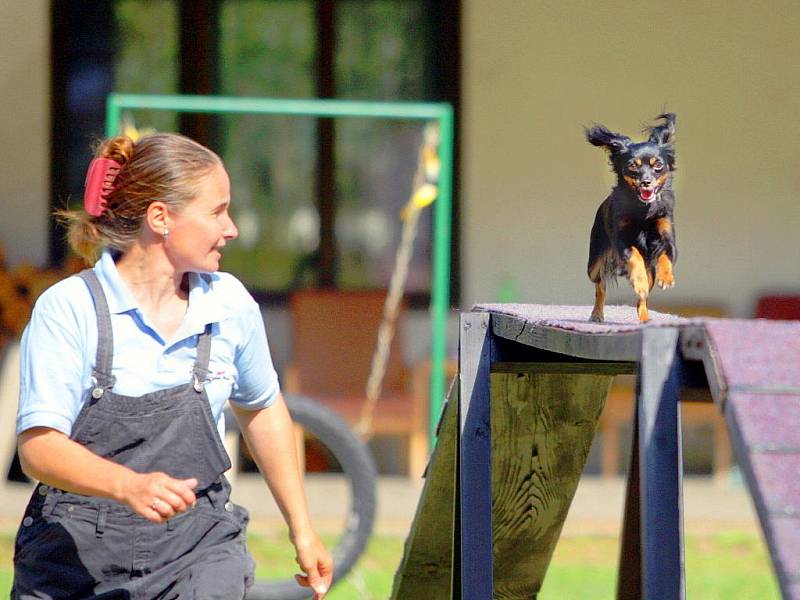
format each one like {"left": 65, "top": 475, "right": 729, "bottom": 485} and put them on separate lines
{"left": 462, "top": 0, "right": 800, "bottom": 317}
{"left": 3, "top": 2, "right": 800, "bottom": 319}
{"left": 0, "top": 2, "right": 50, "bottom": 267}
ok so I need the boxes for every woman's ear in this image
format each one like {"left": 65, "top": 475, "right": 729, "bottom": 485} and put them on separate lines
{"left": 145, "top": 201, "right": 170, "bottom": 236}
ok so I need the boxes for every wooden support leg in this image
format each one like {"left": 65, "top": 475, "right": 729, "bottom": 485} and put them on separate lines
{"left": 456, "top": 312, "right": 493, "bottom": 600}
{"left": 618, "top": 401, "right": 641, "bottom": 599}
{"left": 628, "top": 328, "right": 686, "bottom": 599}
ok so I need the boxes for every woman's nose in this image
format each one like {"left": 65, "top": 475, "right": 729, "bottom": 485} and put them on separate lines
{"left": 224, "top": 216, "right": 239, "bottom": 239}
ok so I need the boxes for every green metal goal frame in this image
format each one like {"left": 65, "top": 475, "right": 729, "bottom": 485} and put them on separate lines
{"left": 106, "top": 92, "right": 454, "bottom": 443}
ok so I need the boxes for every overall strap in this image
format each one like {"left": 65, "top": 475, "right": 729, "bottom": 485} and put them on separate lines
{"left": 77, "top": 269, "right": 116, "bottom": 396}
{"left": 192, "top": 323, "right": 213, "bottom": 392}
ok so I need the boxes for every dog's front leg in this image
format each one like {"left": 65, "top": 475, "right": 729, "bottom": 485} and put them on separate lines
{"left": 590, "top": 280, "right": 606, "bottom": 322}
{"left": 625, "top": 246, "right": 650, "bottom": 322}
{"left": 654, "top": 217, "right": 676, "bottom": 289}
{"left": 656, "top": 254, "right": 675, "bottom": 289}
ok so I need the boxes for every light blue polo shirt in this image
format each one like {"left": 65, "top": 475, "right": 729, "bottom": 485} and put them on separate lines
{"left": 16, "top": 250, "right": 279, "bottom": 440}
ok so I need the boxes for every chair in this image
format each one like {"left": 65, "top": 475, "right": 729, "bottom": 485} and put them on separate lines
{"left": 283, "top": 289, "right": 429, "bottom": 479}
{"left": 755, "top": 294, "right": 800, "bottom": 320}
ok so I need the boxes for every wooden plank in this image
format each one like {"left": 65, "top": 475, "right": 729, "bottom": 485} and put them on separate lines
{"left": 490, "top": 371, "right": 612, "bottom": 598}
{"left": 458, "top": 311, "right": 494, "bottom": 600}
{"left": 491, "top": 313, "right": 641, "bottom": 362}
{"left": 390, "top": 382, "right": 458, "bottom": 599}
{"left": 638, "top": 328, "right": 685, "bottom": 600}
{"left": 492, "top": 361, "right": 636, "bottom": 376}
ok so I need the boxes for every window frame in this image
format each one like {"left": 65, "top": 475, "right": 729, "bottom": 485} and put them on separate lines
{"left": 49, "top": 0, "right": 461, "bottom": 307}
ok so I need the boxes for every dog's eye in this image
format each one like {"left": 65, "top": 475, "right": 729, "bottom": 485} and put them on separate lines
{"left": 653, "top": 161, "right": 664, "bottom": 171}
{"left": 628, "top": 163, "right": 639, "bottom": 172}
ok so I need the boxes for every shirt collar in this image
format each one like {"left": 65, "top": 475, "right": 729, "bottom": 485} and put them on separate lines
{"left": 94, "top": 249, "right": 139, "bottom": 315}
{"left": 183, "top": 272, "right": 226, "bottom": 334}
{"left": 94, "top": 249, "right": 226, "bottom": 339}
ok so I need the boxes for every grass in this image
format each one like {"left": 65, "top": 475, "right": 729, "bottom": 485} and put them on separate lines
{"left": 0, "top": 529, "right": 780, "bottom": 599}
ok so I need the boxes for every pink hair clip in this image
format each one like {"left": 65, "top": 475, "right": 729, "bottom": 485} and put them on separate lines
{"left": 84, "top": 157, "right": 121, "bottom": 216}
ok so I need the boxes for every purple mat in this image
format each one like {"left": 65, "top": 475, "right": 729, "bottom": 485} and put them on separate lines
{"left": 473, "top": 303, "right": 689, "bottom": 334}
{"left": 728, "top": 393, "right": 800, "bottom": 449}
{"left": 703, "top": 319, "right": 800, "bottom": 390}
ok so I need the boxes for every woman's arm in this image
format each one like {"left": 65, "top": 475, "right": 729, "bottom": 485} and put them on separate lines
{"left": 231, "top": 394, "right": 333, "bottom": 599}
{"left": 18, "top": 427, "right": 198, "bottom": 523}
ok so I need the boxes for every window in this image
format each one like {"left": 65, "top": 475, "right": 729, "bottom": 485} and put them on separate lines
{"left": 51, "top": 0, "right": 460, "bottom": 304}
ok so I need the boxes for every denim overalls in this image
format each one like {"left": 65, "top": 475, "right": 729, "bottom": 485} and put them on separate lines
{"left": 12, "top": 270, "right": 255, "bottom": 599}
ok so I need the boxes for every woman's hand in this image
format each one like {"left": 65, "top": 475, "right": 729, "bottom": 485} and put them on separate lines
{"left": 19, "top": 428, "right": 199, "bottom": 524}
{"left": 231, "top": 398, "right": 333, "bottom": 597}
{"left": 291, "top": 530, "right": 334, "bottom": 599}
{"left": 117, "top": 471, "right": 198, "bottom": 523}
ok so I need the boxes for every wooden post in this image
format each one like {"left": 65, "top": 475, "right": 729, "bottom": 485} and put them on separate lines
{"left": 618, "top": 400, "right": 642, "bottom": 599}
{"left": 619, "top": 328, "right": 685, "bottom": 600}
{"left": 457, "top": 311, "right": 494, "bottom": 600}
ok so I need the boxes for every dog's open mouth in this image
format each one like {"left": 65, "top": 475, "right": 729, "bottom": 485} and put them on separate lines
{"left": 638, "top": 187, "right": 656, "bottom": 203}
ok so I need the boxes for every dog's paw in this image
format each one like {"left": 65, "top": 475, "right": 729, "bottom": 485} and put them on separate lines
{"left": 589, "top": 311, "right": 604, "bottom": 323}
{"left": 655, "top": 254, "right": 675, "bottom": 289}
{"left": 656, "top": 275, "right": 675, "bottom": 289}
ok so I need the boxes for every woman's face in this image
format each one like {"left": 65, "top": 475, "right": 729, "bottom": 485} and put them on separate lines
{"left": 166, "top": 163, "right": 239, "bottom": 274}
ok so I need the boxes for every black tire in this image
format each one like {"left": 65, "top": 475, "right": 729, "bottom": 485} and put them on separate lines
{"left": 246, "top": 394, "right": 378, "bottom": 600}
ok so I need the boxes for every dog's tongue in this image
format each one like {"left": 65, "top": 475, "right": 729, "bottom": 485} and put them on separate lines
{"left": 639, "top": 188, "right": 654, "bottom": 202}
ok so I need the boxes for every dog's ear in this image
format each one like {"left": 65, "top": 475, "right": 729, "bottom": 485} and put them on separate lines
{"left": 585, "top": 124, "right": 631, "bottom": 155}
{"left": 647, "top": 113, "right": 676, "bottom": 145}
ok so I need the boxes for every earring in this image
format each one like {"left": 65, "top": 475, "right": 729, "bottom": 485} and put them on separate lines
{"left": 163, "top": 228, "right": 169, "bottom": 242}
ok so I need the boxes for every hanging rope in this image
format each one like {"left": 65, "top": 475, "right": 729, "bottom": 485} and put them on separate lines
{"left": 354, "top": 123, "right": 441, "bottom": 439}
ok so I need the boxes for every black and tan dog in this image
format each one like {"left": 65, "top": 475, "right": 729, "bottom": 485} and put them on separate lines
{"left": 586, "top": 113, "right": 677, "bottom": 323}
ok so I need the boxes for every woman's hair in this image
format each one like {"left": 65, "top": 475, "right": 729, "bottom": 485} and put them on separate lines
{"left": 59, "top": 133, "right": 222, "bottom": 263}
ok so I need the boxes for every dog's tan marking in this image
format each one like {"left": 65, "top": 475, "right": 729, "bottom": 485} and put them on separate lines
{"left": 655, "top": 253, "right": 675, "bottom": 289}
{"left": 656, "top": 173, "right": 669, "bottom": 187}
{"left": 624, "top": 175, "right": 638, "bottom": 190}
{"left": 627, "top": 247, "right": 649, "bottom": 297}
{"left": 649, "top": 156, "right": 657, "bottom": 166}
{"left": 655, "top": 217, "right": 672, "bottom": 236}
{"left": 590, "top": 281, "right": 606, "bottom": 322}
{"left": 588, "top": 257, "right": 603, "bottom": 282}
{"left": 637, "top": 297, "right": 650, "bottom": 322}
{"left": 634, "top": 158, "right": 642, "bottom": 167}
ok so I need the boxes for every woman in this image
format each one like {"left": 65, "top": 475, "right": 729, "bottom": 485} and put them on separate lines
{"left": 12, "top": 133, "right": 332, "bottom": 599}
